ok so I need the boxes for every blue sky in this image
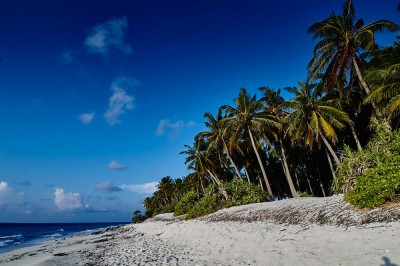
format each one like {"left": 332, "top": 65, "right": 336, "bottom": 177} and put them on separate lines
{"left": 0, "top": 0, "right": 398, "bottom": 222}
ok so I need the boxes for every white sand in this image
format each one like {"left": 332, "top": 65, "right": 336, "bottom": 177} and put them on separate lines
{"left": 1, "top": 196, "right": 399, "bottom": 265}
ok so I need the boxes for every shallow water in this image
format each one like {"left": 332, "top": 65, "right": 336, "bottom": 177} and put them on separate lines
{"left": 0, "top": 222, "right": 129, "bottom": 253}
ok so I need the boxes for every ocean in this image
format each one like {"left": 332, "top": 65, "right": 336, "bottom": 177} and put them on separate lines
{"left": 0, "top": 222, "right": 129, "bottom": 254}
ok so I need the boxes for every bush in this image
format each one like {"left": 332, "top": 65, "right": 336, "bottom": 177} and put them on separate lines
{"left": 174, "top": 191, "right": 200, "bottom": 216}
{"left": 224, "top": 177, "right": 270, "bottom": 208}
{"left": 186, "top": 193, "right": 223, "bottom": 219}
{"left": 344, "top": 156, "right": 400, "bottom": 208}
{"left": 131, "top": 210, "right": 146, "bottom": 223}
{"left": 336, "top": 118, "right": 400, "bottom": 208}
{"left": 173, "top": 178, "right": 272, "bottom": 219}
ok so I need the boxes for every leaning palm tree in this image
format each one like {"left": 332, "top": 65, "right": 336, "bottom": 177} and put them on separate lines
{"left": 180, "top": 139, "right": 228, "bottom": 199}
{"left": 285, "top": 82, "right": 351, "bottom": 179}
{"left": 259, "top": 87, "right": 299, "bottom": 198}
{"left": 308, "top": 0, "right": 399, "bottom": 95}
{"left": 196, "top": 110, "right": 243, "bottom": 179}
{"left": 180, "top": 140, "right": 217, "bottom": 187}
{"left": 220, "top": 88, "right": 279, "bottom": 197}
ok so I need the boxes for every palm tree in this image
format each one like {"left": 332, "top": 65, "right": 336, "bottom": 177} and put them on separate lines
{"left": 180, "top": 140, "right": 217, "bottom": 188}
{"left": 259, "top": 87, "right": 299, "bottom": 198}
{"left": 220, "top": 88, "right": 279, "bottom": 196}
{"left": 308, "top": 0, "right": 399, "bottom": 95}
{"left": 365, "top": 63, "right": 400, "bottom": 117}
{"left": 180, "top": 139, "right": 228, "bottom": 199}
{"left": 285, "top": 82, "right": 351, "bottom": 179}
{"left": 196, "top": 110, "right": 243, "bottom": 179}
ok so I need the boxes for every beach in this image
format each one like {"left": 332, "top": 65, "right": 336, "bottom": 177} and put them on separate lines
{"left": 1, "top": 195, "right": 399, "bottom": 265}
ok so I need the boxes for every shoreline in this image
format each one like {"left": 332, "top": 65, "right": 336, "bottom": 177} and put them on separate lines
{"left": 1, "top": 195, "right": 399, "bottom": 265}
{"left": 0, "top": 224, "right": 127, "bottom": 256}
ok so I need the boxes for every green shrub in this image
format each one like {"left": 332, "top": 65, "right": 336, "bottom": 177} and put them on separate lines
{"left": 174, "top": 179, "right": 271, "bottom": 219}
{"left": 131, "top": 210, "right": 147, "bottom": 223}
{"left": 336, "top": 118, "right": 400, "bottom": 208}
{"left": 224, "top": 177, "right": 270, "bottom": 208}
{"left": 344, "top": 157, "right": 400, "bottom": 208}
{"left": 174, "top": 191, "right": 200, "bottom": 216}
{"left": 299, "top": 191, "right": 314, "bottom": 197}
{"left": 186, "top": 193, "right": 223, "bottom": 219}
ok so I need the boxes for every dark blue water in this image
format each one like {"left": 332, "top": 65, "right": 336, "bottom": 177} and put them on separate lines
{"left": 0, "top": 222, "right": 129, "bottom": 254}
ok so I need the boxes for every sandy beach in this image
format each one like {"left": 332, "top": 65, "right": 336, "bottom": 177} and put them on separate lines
{"left": 1, "top": 195, "right": 399, "bottom": 266}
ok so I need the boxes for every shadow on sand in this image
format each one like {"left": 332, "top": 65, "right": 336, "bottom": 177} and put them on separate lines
{"left": 382, "top": 256, "right": 398, "bottom": 266}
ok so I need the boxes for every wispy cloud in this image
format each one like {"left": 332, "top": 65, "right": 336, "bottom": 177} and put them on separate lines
{"left": 120, "top": 182, "right": 158, "bottom": 194}
{"left": 59, "top": 50, "right": 73, "bottom": 64}
{"left": 104, "top": 78, "right": 136, "bottom": 126}
{"left": 85, "top": 17, "right": 132, "bottom": 55}
{"left": 79, "top": 112, "right": 95, "bottom": 124}
{"left": 95, "top": 181, "right": 123, "bottom": 192}
{"left": 54, "top": 188, "right": 89, "bottom": 212}
{"left": 108, "top": 161, "right": 128, "bottom": 171}
{"left": 155, "top": 119, "right": 197, "bottom": 138}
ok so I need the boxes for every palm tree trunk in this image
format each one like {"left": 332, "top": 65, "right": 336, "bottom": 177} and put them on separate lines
{"left": 206, "top": 169, "right": 228, "bottom": 200}
{"left": 279, "top": 139, "right": 299, "bottom": 198}
{"left": 294, "top": 170, "right": 301, "bottom": 192}
{"left": 353, "top": 56, "right": 382, "bottom": 116}
{"left": 257, "top": 171, "right": 264, "bottom": 190}
{"left": 316, "top": 166, "right": 326, "bottom": 197}
{"left": 349, "top": 123, "right": 362, "bottom": 151}
{"left": 248, "top": 127, "right": 273, "bottom": 197}
{"left": 325, "top": 146, "right": 337, "bottom": 180}
{"left": 306, "top": 175, "right": 314, "bottom": 196}
{"left": 200, "top": 178, "right": 205, "bottom": 192}
{"left": 320, "top": 133, "right": 340, "bottom": 164}
{"left": 243, "top": 166, "right": 251, "bottom": 184}
{"left": 206, "top": 169, "right": 220, "bottom": 185}
{"left": 222, "top": 138, "right": 242, "bottom": 178}
{"left": 353, "top": 56, "right": 370, "bottom": 94}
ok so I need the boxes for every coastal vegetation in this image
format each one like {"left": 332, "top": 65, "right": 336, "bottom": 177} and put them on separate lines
{"left": 136, "top": 0, "right": 400, "bottom": 221}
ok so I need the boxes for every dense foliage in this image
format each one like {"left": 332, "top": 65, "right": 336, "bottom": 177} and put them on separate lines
{"left": 133, "top": 0, "right": 400, "bottom": 220}
{"left": 335, "top": 119, "right": 400, "bottom": 208}
{"left": 175, "top": 178, "right": 270, "bottom": 219}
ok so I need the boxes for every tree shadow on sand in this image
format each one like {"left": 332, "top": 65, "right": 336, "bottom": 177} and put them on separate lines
{"left": 382, "top": 256, "right": 398, "bottom": 266}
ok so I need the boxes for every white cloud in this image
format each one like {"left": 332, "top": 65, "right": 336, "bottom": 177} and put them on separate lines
{"left": 104, "top": 78, "right": 136, "bottom": 126}
{"left": 79, "top": 112, "right": 95, "bottom": 124}
{"left": 108, "top": 161, "right": 128, "bottom": 170}
{"left": 120, "top": 182, "right": 158, "bottom": 194}
{"left": 155, "top": 119, "right": 197, "bottom": 138}
{"left": 186, "top": 121, "right": 197, "bottom": 127}
{"left": 54, "top": 188, "right": 89, "bottom": 212}
{"left": 0, "top": 181, "right": 12, "bottom": 207}
{"left": 0, "top": 181, "right": 25, "bottom": 210}
{"left": 0, "top": 181, "right": 11, "bottom": 192}
{"left": 155, "top": 119, "right": 183, "bottom": 136}
{"left": 95, "top": 181, "right": 122, "bottom": 192}
{"left": 22, "top": 209, "right": 33, "bottom": 215}
{"left": 84, "top": 17, "right": 132, "bottom": 55}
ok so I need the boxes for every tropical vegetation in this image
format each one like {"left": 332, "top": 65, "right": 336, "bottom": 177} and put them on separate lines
{"left": 133, "top": 0, "right": 400, "bottom": 222}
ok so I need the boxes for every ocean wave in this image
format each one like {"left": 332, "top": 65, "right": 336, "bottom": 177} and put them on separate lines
{"left": 0, "top": 240, "right": 14, "bottom": 247}
{"left": 43, "top": 233, "right": 62, "bottom": 239}
{"left": 0, "top": 234, "right": 22, "bottom": 239}
{"left": 57, "top": 229, "right": 64, "bottom": 232}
